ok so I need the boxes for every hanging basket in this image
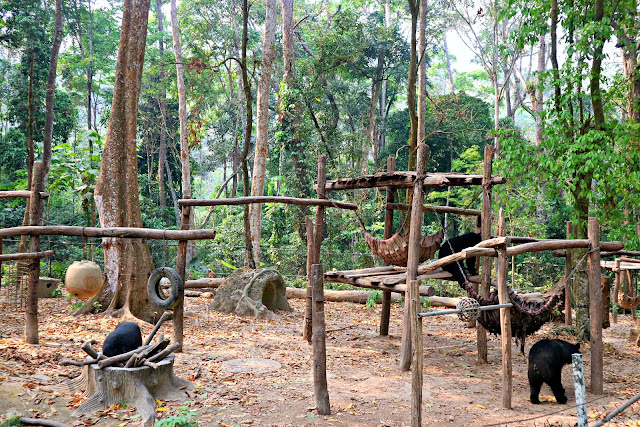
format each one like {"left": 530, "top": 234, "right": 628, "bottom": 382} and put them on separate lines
{"left": 364, "top": 229, "right": 444, "bottom": 267}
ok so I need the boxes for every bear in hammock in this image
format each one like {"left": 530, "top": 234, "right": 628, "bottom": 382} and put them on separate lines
{"left": 528, "top": 338, "right": 580, "bottom": 404}
{"left": 438, "top": 232, "right": 482, "bottom": 284}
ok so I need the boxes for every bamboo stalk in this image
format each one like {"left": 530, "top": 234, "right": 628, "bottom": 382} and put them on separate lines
{"left": 177, "top": 196, "right": 357, "bottom": 210}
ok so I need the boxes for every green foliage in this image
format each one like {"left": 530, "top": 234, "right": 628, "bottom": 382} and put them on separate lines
{"left": 154, "top": 406, "right": 199, "bottom": 427}
{"left": 366, "top": 290, "right": 382, "bottom": 307}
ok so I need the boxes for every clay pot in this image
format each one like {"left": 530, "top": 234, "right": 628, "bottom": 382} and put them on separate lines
{"left": 65, "top": 260, "right": 103, "bottom": 299}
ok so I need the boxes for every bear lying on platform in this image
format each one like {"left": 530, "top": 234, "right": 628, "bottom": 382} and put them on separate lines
{"left": 528, "top": 338, "right": 580, "bottom": 404}
{"left": 438, "top": 232, "right": 482, "bottom": 284}
{"left": 102, "top": 321, "right": 143, "bottom": 357}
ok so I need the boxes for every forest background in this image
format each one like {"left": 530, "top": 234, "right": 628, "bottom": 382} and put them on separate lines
{"left": 1, "top": 0, "right": 640, "bottom": 307}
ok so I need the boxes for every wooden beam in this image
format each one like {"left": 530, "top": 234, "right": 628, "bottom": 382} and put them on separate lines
{"left": 0, "top": 190, "right": 49, "bottom": 199}
{"left": 507, "top": 240, "right": 622, "bottom": 257}
{"left": 497, "top": 208, "right": 512, "bottom": 409}
{"left": 0, "top": 250, "right": 54, "bottom": 262}
{"left": 565, "top": 222, "right": 573, "bottom": 326}
{"left": 318, "top": 171, "right": 506, "bottom": 191}
{"left": 478, "top": 144, "right": 493, "bottom": 364}
{"left": 387, "top": 203, "right": 481, "bottom": 216}
{"left": 311, "top": 264, "right": 331, "bottom": 415}
{"left": 613, "top": 259, "right": 621, "bottom": 324}
{"left": 401, "top": 144, "right": 429, "bottom": 372}
{"left": 177, "top": 196, "right": 357, "bottom": 210}
{"left": 380, "top": 156, "right": 396, "bottom": 337}
{"left": 0, "top": 226, "right": 216, "bottom": 240}
{"left": 588, "top": 217, "right": 603, "bottom": 394}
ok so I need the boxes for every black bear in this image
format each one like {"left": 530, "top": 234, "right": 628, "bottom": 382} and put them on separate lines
{"left": 102, "top": 321, "right": 143, "bottom": 357}
{"left": 438, "top": 232, "right": 482, "bottom": 284}
{"left": 528, "top": 338, "right": 580, "bottom": 404}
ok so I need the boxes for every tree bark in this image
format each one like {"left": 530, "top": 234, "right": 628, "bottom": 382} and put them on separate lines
{"left": 156, "top": 0, "right": 168, "bottom": 223}
{"left": 535, "top": 34, "right": 545, "bottom": 145}
{"left": 249, "top": 0, "right": 277, "bottom": 267}
{"left": 92, "top": 0, "right": 155, "bottom": 322}
{"left": 406, "top": 0, "right": 419, "bottom": 174}
{"left": 416, "top": 0, "right": 427, "bottom": 148}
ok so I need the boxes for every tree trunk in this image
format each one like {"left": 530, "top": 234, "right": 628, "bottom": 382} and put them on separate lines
{"left": 169, "top": 0, "right": 195, "bottom": 268}
{"left": 249, "top": 0, "right": 277, "bottom": 268}
{"left": 240, "top": 0, "right": 255, "bottom": 268}
{"left": 443, "top": 34, "right": 455, "bottom": 93}
{"left": 367, "top": 50, "right": 384, "bottom": 165}
{"left": 535, "top": 34, "right": 545, "bottom": 145}
{"left": 378, "top": 0, "right": 391, "bottom": 155}
{"left": 91, "top": 0, "right": 155, "bottom": 323}
{"left": 406, "top": 0, "right": 419, "bottom": 174}
{"left": 417, "top": 0, "right": 427, "bottom": 148}
{"left": 156, "top": 0, "right": 168, "bottom": 223}
{"left": 280, "top": 0, "right": 310, "bottom": 242}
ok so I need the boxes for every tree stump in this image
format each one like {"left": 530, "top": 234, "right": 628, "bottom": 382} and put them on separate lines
{"left": 60, "top": 355, "right": 191, "bottom": 427}
{"left": 210, "top": 268, "right": 292, "bottom": 318}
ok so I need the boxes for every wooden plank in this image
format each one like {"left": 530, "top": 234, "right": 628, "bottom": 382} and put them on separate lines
{"left": 588, "top": 217, "right": 603, "bottom": 395}
{"left": 177, "top": 196, "right": 357, "bottom": 210}
{"left": 0, "top": 226, "right": 216, "bottom": 240}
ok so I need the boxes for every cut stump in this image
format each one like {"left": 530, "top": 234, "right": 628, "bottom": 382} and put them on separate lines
{"left": 210, "top": 268, "right": 293, "bottom": 318}
{"left": 60, "top": 355, "right": 191, "bottom": 427}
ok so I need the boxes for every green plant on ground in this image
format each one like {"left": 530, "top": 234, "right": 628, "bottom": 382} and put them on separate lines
{"left": 154, "top": 406, "right": 199, "bottom": 427}
{"left": 366, "top": 290, "right": 382, "bottom": 307}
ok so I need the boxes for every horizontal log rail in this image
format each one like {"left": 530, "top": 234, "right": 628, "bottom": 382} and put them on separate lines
{"left": 0, "top": 190, "right": 49, "bottom": 199}
{"left": 387, "top": 203, "right": 481, "bottom": 216}
{"left": 317, "top": 171, "right": 506, "bottom": 191}
{"left": 419, "top": 239, "right": 623, "bottom": 275}
{"left": 0, "top": 250, "right": 54, "bottom": 262}
{"left": 178, "top": 196, "right": 357, "bottom": 210}
{"left": 0, "top": 226, "right": 216, "bottom": 240}
{"left": 600, "top": 250, "right": 640, "bottom": 258}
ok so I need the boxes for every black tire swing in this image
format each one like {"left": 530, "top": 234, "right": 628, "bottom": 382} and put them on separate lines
{"left": 147, "top": 267, "right": 184, "bottom": 309}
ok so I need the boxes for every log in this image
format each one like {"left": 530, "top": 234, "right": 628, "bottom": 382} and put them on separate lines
{"left": 417, "top": 247, "right": 496, "bottom": 275}
{"left": 0, "top": 190, "right": 49, "bottom": 199}
{"left": 97, "top": 345, "right": 151, "bottom": 369}
{"left": 144, "top": 312, "right": 172, "bottom": 345}
{"left": 0, "top": 225, "right": 216, "bottom": 240}
{"left": 507, "top": 239, "right": 623, "bottom": 257}
{"left": 497, "top": 209, "right": 512, "bottom": 409}
{"left": 588, "top": 217, "right": 603, "bottom": 395}
{"left": 18, "top": 418, "right": 69, "bottom": 427}
{"left": 311, "top": 265, "right": 330, "bottom": 415}
{"left": 185, "top": 278, "right": 225, "bottom": 288}
{"left": 177, "top": 196, "right": 357, "bottom": 210}
{"left": 478, "top": 144, "right": 493, "bottom": 364}
{"left": 601, "top": 250, "right": 640, "bottom": 258}
{"left": 381, "top": 157, "right": 396, "bottom": 337}
{"left": 387, "top": 203, "right": 481, "bottom": 216}
{"left": 318, "top": 171, "right": 506, "bottom": 191}
{"left": 602, "top": 277, "right": 611, "bottom": 329}
{"left": 81, "top": 340, "right": 100, "bottom": 359}
{"left": 613, "top": 259, "right": 621, "bottom": 324}
{"left": 0, "top": 250, "right": 54, "bottom": 262}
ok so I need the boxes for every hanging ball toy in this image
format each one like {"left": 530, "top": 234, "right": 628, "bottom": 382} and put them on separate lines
{"left": 456, "top": 297, "right": 480, "bottom": 322}
{"left": 64, "top": 260, "right": 103, "bottom": 300}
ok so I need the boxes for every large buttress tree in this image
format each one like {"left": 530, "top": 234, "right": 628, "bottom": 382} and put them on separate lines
{"left": 79, "top": 0, "right": 157, "bottom": 322}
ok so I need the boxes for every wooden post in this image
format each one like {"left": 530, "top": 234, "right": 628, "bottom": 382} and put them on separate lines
{"left": 410, "top": 280, "right": 423, "bottom": 427}
{"left": 601, "top": 276, "right": 611, "bottom": 329}
{"left": 380, "top": 156, "right": 396, "bottom": 336}
{"left": 497, "top": 208, "right": 512, "bottom": 409}
{"left": 174, "top": 204, "right": 190, "bottom": 351}
{"left": 588, "top": 217, "right": 603, "bottom": 394}
{"left": 565, "top": 221, "right": 573, "bottom": 325}
{"left": 25, "top": 162, "right": 45, "bottom": 344}
{"left": 478, "top": 144, "right": 493, "bottom": 363}
{"left": 311, "top": 264, "right": 331, "bottom": 415}
{"left": 303, "top": 218, "right": 315, "bottom": 342}
{"left": 400, "top": 144, "right": 429, "bottom": 372}
{"left": 303, "top": 156, "right": 327, "bottom": 342}
{"left": 0, "top": 236, "right": 3, "bottom": 288}
{"left": 612, "top": 259, "right": 621, "bottom": 324}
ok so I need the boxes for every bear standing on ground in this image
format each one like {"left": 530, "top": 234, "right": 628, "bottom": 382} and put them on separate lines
{"left": 438, "top": 232, "right": 482, "bottom": 284}
{"left": 102, "top": 321, "right": 143, "bottom": 357}
{"left": 528, "top": 338, "right": 580, "bottom": 404}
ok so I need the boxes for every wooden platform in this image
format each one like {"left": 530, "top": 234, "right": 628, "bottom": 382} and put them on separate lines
{"left": 324, "top": 266, "right": 476, "bottom": 296}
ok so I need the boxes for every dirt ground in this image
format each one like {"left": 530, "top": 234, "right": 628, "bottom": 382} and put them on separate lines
{"left": 1, "top": 293, "right": 640, "bottom": 426}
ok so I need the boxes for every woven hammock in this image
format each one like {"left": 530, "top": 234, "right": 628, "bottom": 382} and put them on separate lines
{"left": 364, "top": 229, "right": 444, "bottom": 267}
{"left": 619, "top": 292, "right": 640, "bottom": 309}
{"left": 458, "top": 280, "right": 564, "bottom": 354}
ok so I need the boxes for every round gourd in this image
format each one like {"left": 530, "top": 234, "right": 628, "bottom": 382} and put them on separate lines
{"left": 65, "top": 260, "right": 103, "bottom": 299}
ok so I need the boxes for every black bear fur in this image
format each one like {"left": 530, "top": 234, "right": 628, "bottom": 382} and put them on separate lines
{"left": 102, "top": 321, "right": 143, "bottom": 357}
{"left": 438, "top": 232, "right": 482, "bottom": 284}
{"left": 528, "top": 338, "right": 580, "bottom": 404}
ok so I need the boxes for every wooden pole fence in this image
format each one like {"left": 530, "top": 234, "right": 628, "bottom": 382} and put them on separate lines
{"left": 0, "top": 250, "right": 54, "bottom": 262}
{"left": 0, "top": 190, "right": 49, "bottom": 199}
{"left": 387, "top": 203, "right": 481, "bottom": 216}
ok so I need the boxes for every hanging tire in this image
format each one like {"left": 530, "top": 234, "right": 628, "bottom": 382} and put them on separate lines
{"left": 147, "top": 267, "right": 183, "bottom": 309}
